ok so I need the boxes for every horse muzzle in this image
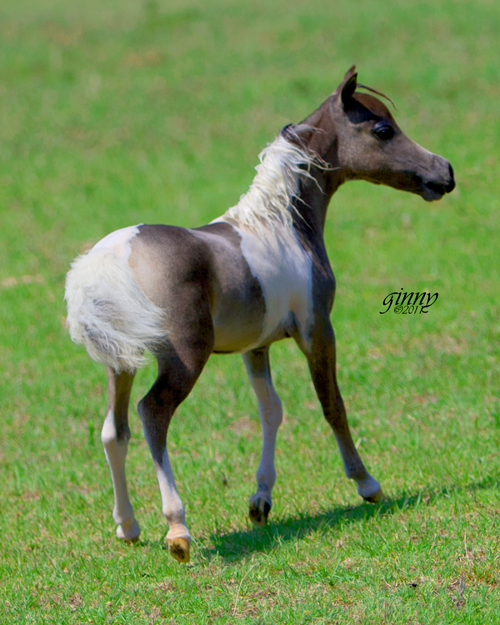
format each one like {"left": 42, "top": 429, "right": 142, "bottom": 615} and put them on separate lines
{"left": 421, "top": 162, "right": 455, "bottom": 201}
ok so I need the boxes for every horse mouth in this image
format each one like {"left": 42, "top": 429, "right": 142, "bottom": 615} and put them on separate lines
{"left": 421, "top": 181, "right": 446, "bottom": 201}
{"left": 421, "top": 165, "right": 455, "bottom": 202}
{"left": 421, "top": 178, "right": 455, "bottom": 202}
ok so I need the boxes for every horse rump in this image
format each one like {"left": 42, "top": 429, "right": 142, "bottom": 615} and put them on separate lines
{"left": 65, "top": 249, "right": 166, "bottom": 373}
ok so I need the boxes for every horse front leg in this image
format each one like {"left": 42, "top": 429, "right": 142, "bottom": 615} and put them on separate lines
{"left": 243, "top": 347, "right": 283, "bottom": 526}
{"left": 299, "top": 322, "right": 384, "bottom": 502}
{"left": 101, "top": 367, "right": 141, "bottom": 541}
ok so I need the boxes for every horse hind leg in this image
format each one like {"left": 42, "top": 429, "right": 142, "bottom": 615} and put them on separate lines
{"left": 138, "top": 342, "right": 211, "bottom": 563}
{"left": 243, "top": 347, "right": 283, "bottom": 526}
{"left": 101, "top": 367, "right": 141, "bottom": 541}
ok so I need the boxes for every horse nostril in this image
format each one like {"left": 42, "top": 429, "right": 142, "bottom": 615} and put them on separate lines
{"left": 446, "top": 163, "right": 455, "bottom": 193}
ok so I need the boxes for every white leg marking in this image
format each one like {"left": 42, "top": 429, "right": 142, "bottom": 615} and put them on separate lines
{"left": 355, "top": 474, "right": 383, "bottom": 499}
{"left": 253, "top": 376, "right": 282, "bottom": 497}
{"left": 332, "top": 433, "right": 382, "bottom": 499}
{"left": 243, "top": 351, "right": 283, "bottom": 523}
{"left": 153, "top": 449, "right": 191, "bottom": 544}
{"left": 101, "top": 414, "right": 140, "bottom": 541}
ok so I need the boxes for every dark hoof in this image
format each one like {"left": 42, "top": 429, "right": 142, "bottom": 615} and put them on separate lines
{"left": 249, "top": 499, "right": 271, "bottom": 526}
{"left": 362, "top": 488, "right": 386, "bottom": 503}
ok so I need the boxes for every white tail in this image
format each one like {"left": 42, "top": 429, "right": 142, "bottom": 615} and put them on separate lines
{"left": 65, "top": 249, "right": 166, "bottom": 373}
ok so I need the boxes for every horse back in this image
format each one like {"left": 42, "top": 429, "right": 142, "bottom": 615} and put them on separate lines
{"left": 128, "top": 222, "right": 267, "bottom": 353}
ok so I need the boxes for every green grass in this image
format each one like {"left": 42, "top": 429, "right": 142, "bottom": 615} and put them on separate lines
{"left": 1, "top": 0, "right": 499, "bottom": 622}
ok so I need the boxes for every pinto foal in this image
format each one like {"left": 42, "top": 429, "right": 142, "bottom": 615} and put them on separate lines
{"left": 66, "top": 67, "right": 455, "bottom": 562}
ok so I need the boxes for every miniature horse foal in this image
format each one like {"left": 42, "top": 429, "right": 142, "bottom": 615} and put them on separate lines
{"left": 66, "top": 67, "right": 455, "bottom": 562}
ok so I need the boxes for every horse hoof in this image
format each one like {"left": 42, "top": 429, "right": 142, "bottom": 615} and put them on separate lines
{"left": 168, "top": 537, "right": 190, "bottom": 563}
{"left": 362, "top": 488, "right": 386, "bottom": 503}
{"left": 116, "top": 519, "right": 141, "bottom": 542}
{"left": 249, "top": 498, "right": 271, "bottom": 526}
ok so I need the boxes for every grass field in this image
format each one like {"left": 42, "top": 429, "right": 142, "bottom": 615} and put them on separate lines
{"left": 1, "top": 0, "right": 499, "bottom": 622}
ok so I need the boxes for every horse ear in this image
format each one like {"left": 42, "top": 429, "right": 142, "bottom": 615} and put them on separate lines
{"left": 336, "top": 66, "right": 358, "bottom": 107}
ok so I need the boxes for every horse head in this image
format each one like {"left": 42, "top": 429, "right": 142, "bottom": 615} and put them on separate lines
{"left": 285, "top": 66, "right": 455, "bottom": 202}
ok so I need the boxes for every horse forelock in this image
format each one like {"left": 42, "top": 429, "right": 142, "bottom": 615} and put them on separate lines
{"left": 221, "top": 135, "right": 321, "bottom": 233}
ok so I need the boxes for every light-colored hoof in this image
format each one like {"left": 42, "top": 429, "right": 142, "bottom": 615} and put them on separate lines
{"left": 249, "top": 497, "right": 271, "bottom": 526}
{"left": 362, "top": 488, "right": 386, "bottom": 503}
{"left": 116, "top": 519, "right": 141, "bottom": 542}
{"left": 167, "top": 537, "right": 190, "bottom": 563}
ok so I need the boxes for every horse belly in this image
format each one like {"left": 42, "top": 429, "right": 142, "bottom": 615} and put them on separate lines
{"left": 212, "top": 311, "right": 264, "bottom": 353}
{"left": 209, "top": 272, "right": 267, "bottom": 352}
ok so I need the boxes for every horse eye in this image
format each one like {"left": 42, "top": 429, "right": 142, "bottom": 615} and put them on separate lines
{"left": 373, "top": 124, "right": 395, "bottom": 141}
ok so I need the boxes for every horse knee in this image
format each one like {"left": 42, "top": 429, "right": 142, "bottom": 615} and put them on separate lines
{"left": 260, "top": 391, "right": 283, "bottom": 429}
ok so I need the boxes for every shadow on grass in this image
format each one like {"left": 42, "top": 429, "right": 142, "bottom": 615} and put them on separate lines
{"left": 196, "top": 473, "right": 500, "bottom": 563}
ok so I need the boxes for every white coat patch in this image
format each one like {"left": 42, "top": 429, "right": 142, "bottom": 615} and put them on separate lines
{"left": 65, "top": 223, "right": 166, "bottom": 373}
{"left": 236, "top": 225, "right": 314, "bottom": 349}
{"left": 93, "top": 225, "right": 142, "bottom": 260}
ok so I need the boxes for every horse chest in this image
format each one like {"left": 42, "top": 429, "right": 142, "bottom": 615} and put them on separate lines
{"left": 237, "top": 226, "right": 314, "bottom": 346}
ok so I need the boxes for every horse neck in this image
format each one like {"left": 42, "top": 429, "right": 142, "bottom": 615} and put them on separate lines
{"left": 291, "top": 113, "right": 346, "bottom": 237}
{"left": 292, "top": 165, "right": 344, "bottom": 239}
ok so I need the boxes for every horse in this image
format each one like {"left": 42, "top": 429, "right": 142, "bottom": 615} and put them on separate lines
{"left": 65, "top": 67, "right": 455, "bottom": 563}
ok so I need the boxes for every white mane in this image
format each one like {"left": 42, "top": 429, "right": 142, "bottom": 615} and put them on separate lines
{"left": 221, "top": 134, "right": 320, "bottom": 232}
